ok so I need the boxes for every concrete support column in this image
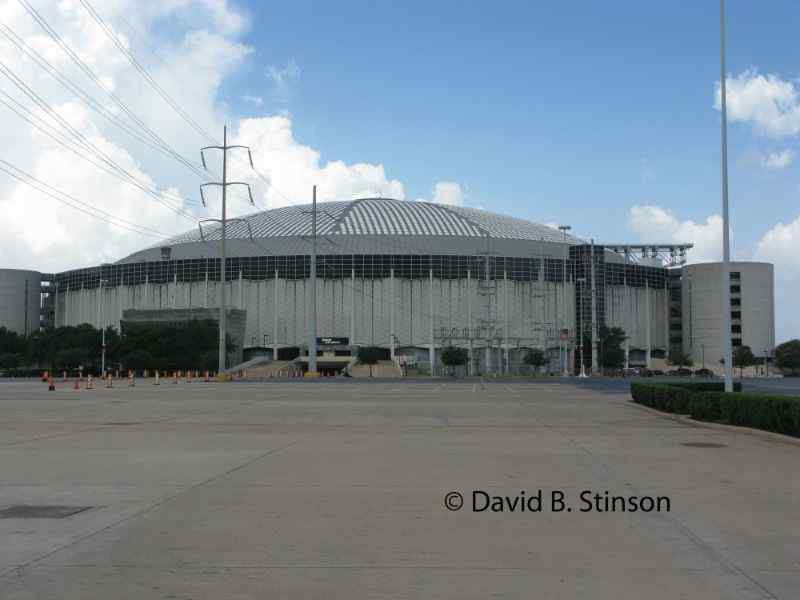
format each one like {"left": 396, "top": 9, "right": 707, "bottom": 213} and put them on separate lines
{"left": 350, "top": 268, "right": 356, "bottom": 346}
{"left": 204, "top": 272, "right": 209, "bottom": 308}
{"left": 664, "top": 283, "right": 670, "bottom": 361}
{"left": 238, "top": 271, "right": 243, "bottom": 309}
{"left": 504, "top": 271, "right": 509, "bottom": 374}
{"left": 389, "top": 268, "right": 395, "bottom": 361}
{"left": 590, "top": 241, "right": 599, "bottom": 374}
{"left": 623, "top": 273, "right": 629, "bottom": 370}
{"left": 172, "top": 272, "right": 178, "bottom": 308}
{"left": 429, "top": 269, "right": 435, "bottom": 376}
{"left": 645, "top": 281, "right": 652, "bottom": 367}
{"left": 467, "top": 270, "right": 472, "bottom": 376}
{"left": 272, "top": 270, "right": 279, "bottom": 361}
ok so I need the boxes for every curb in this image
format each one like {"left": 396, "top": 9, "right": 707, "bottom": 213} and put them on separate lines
{"left": 625, "top": 400, "right": 800, "bottom": 447}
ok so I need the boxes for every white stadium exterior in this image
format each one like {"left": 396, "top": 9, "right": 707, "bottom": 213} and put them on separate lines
{"left": 1, "top": 198, "right": 776, "bottom": 375}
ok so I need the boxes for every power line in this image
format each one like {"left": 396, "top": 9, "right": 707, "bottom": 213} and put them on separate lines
{"left": 78, "top": 0, "right": 218, "bottom": 143}
{"left": 16, "top": 0, "right": 210, "bottom": 181}
{"left": 0, "top": 89, "right": 202, "bottom": 210}
{"left": 0, "top": 60, "right": 199, "bottom": 221}
{"left": 0, "top": 157, "right": 164, "bottom": 238}
{"left": 75, "top": 0, "right": 294, "bottom": 210}
{"left": 0, "top": 21, "right": 210, "bottom": 180}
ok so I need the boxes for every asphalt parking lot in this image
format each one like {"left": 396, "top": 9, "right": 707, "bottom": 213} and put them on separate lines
{"left": 0, "top": 378, "right": 797, "bottom": 599}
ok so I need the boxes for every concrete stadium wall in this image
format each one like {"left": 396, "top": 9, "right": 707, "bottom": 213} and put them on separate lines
{"left": 0, "top": 268, "right": 42, "bottom": 335}
{"left": 54, "top": 270, "right": 670, "bottom": 372}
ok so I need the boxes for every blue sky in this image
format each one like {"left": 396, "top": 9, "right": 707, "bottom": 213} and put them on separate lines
{"left": 221, "top": 0, "right": 799, "bottom": 249}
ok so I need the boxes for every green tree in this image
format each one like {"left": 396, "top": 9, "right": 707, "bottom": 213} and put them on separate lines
{"left": 668, "top": 350, "right": 693, "bottom": 368}
{"left": 733, "top": 345, "right": 756, "bottom": 378}
{"left": 0, "top": 352, "right": 22, "bottom": 369}
{"left": 440, "top": 346, "right": 468, "bottom": 376}
{"left": 775, "top": 340, "right": 800, "bottom": 376}
{"left": 598, "top": 326, "right": 627, "bottom": 370}
{"left": 122, "top": 350, "right": 155, "bottom": 372}
{"left": 357, "top": 346, "right": 383, "bottom": 377}
{"left": 523, "top": 348, "right": 547, "bottom": 373}
{"left": 54, "top": 347, "right": 91, "bottom": 372}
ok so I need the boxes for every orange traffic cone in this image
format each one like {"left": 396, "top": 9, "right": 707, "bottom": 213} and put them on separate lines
{"left": 128, "top": 370, "right": 135, "bottom": 387}
{"left": 106, "top": 373, "right": 113, "bottom": 388}
{"left": 48, "top": 375, "right": 55, "bottom": 391}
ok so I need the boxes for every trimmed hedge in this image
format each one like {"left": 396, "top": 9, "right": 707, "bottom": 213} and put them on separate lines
{"left": 631, "top": 382, "right": 800, "bottom": 437}
{"left": 666, "top": 381, "right": 742, "bottom": 393}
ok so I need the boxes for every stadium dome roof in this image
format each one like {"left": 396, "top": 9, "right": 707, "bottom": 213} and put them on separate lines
{"left": 159, "top": 198, "right": 582, "bottom": 245}
{"left": 118, "top": 198, "right": 586, "bottom": 263}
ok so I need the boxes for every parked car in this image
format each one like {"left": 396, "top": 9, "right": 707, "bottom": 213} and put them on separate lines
{"left": 649, "top": 369, "right": 665, "bottom": 376}
{"left": 693, "top": 368, "right": 714, "bottom": 377}
{"left": 668, "top": 367, "right": 693, "bottom": 377}
{"left": 622, "top": 368, "right": 641, "bottom": 377}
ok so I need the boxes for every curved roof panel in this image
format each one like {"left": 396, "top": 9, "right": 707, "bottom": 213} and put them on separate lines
{"left": 157, "top": 198, "right": 581, "bottom": 247}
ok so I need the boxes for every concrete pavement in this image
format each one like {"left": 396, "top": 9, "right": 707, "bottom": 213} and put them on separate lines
{"left": 0, "top": 379, "right": 797, "bottom": 598}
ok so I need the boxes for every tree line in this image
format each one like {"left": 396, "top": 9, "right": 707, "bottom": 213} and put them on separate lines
{"left": 0, "top": 321, "right": 228, "bottom": 375}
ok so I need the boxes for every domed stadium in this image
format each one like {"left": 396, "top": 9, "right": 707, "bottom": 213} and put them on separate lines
{"left": 50, "top": 198, "right": 691, "bottom": 376}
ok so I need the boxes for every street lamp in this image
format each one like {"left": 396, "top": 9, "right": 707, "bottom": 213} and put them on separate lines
{"left": 97, "top": 278, "right": 109, "bottom": 376}
{"left": 558, "top": 224, "right": 572, "bottom": 376}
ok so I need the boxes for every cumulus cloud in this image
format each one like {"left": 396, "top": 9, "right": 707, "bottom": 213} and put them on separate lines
{"left": 755, "top": 217, "right": 800, "bottom": 340}
{"left": 427, "top": 181, "right": 464, "bottom": 206}
{"left": 628, "top": 205, "right": 723, "bottom": 263}
{"left": 761, "top": 149, "right": 795, "bottom": 170}
{"left": 715, "top": 69, "right": 800, "bottom": 138}
{"left": 231, "top": 115, "right": 405, "bottom": 211}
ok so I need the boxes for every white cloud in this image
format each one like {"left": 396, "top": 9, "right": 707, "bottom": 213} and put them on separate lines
{"left": 628, "top": 205, "right": 723, "bottom": 263}
{"left": 412, "top": 181, "right": 465, "bottom": 206}
{"left": 755, "top": 217, "right": 800, "bottom": 340}
{"left": 266, "top": 59, "right": 300, "bottom": 104}
{"left": 231, "top": 115, "right": 404, "bottom": 210}
{"left": 715, "top": 69, "right": 800, "bottom": 138}
{"left": 242, "top": 94, "right": 263, "bottom": 107}
{"left": 761, "top": 149, "right": 794, "bottom": 170}
{"left": 430, "top": 181, "right": 464, "bottom": 206}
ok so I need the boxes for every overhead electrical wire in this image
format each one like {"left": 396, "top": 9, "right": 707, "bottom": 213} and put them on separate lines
{"left": 0, "top": 157, "right": 164, "bottom": 238}
{"left": 0, "top": 21, "right": 210, "bottom": 181}
{"left": 0, "top": 60, "right": 199, "bottom": 221}
{"left": 0, "top": 88, "right": 202, "bottom": 211}
{"left": 77, "top": 0, "right": 295, "bottom": 210}
{"left": 15, "top": 0, "right": 212, "bottom": 182}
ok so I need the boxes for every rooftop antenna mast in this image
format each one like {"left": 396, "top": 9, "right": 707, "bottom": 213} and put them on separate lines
{"left": 200, "top": 125, "right": 254, "bottom": 374}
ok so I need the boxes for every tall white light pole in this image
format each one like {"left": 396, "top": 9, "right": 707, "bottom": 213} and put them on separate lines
{"left": 719, "top": 0, "right": 734, "bottom": 392}
{"left": 558, "top": 224, "right": 571, "bottom": 376}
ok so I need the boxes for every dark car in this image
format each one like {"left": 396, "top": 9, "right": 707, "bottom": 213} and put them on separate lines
{"left": 649, "top": 369, "right": 665, "bottom": 376}
{"left": 668, "top": 367, "right": 693, "bottom": 377}
{"left": 693, "top": 368, "right": 714, "bottom": 377}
